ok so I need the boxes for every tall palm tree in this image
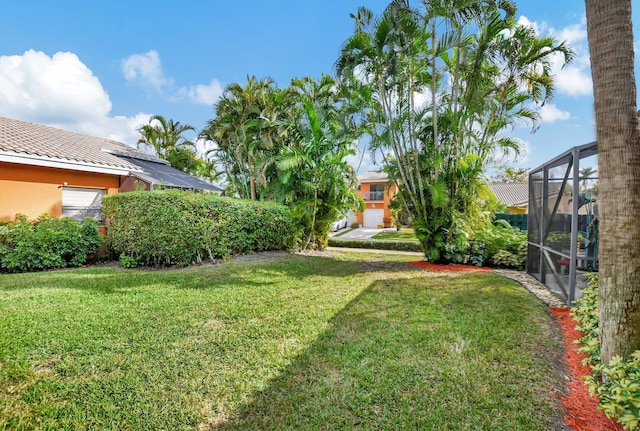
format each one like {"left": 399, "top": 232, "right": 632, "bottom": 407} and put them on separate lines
{"left": 585, "top": 0, "right": 640, "bottom": 364}
{"left": 337, "top": 0, "right": 572, "bottom": 262}
{"left": 579, "top": 166, "right": 597, "bottom": 191}
{"left": 277, "top": 98, "right": 360, "bottom": 250}
{"left": 201, "top": 76, "right": 282, "bottom": 200}
{"left": 137, "top": 115, "right": 199, "bottom": 174}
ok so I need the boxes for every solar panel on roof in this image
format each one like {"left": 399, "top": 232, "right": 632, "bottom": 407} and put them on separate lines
{"left": 119, "top": 156, "right": 222, "bottom": 192}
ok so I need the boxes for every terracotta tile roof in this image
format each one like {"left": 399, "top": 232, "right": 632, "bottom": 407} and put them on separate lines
{"left": 0, "top": 116, "right": 159, "bottom": 171}
{"left": 490, "top": 182, "right": 529, "bottom": 207}
{"left": 358, "top": 171, "right": 389, "bottom": 182}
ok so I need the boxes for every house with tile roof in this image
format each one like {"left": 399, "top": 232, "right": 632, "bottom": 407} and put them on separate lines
{"left": 0, "top": 116, "right": 222, "bottom": 222}
{"left": 354, "top": 171, "right": 399, "bottom": 228}
{"left": 489, "top": 182, "right": 529, "bottom": 214}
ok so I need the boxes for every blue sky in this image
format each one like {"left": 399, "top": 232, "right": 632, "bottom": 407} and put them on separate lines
{"left": 0, "top": 1, "right": 638, "bottom": 175}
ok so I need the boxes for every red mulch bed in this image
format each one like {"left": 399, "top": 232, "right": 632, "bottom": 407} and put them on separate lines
{"left": 408, "top": 260, "right": 492, "bottom": 272}
{"left": 549, "top": 307, "right": 623, "bottom": 431}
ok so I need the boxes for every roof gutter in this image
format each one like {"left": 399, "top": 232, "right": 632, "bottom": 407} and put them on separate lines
{"left": 0, "top": 151, "right": 141, "bottom": 176}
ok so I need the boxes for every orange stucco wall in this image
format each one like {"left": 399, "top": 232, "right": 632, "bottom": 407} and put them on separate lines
{"left": 355, "top": 182, "right": 397, "bottom": 227}
{"left": 120, "top": 176, "right": 150, "bottom": 192}
{"left": 0, "top": 162, "right": 120, "bottom": 222}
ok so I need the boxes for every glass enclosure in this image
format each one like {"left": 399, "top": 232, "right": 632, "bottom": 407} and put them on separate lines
{"left": 527, "top": 142, "right": 599, "bottom": 304}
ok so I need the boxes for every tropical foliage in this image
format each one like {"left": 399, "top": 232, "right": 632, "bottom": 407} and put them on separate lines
{"left": 137, "top": 114, "right": 217, "bottom": 181}
{"left": 491, "top": 166, "right": 529, "bottom": 183}
{"left": 336, "top": 0, "right": 572, "bottom": 262}
{"left": 573, "top": 274, "right": 640, "bottom": 430}
{"left": 200, "top": 74, "right": 362, "bottom": 250}
{"left": 200, "top": 76, "right": 286, "bottom": 200}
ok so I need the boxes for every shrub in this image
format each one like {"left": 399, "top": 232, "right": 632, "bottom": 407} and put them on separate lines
{"left": 119, "top": 254, "right": 139, "bottom": 268}
{"left": 468, "top": 221, "right": 527, "bottom": 269}
{"left": 103, "top": 190, "right": 297, "bottom": 267}
{"left": 0, "top": 214, "right": 103, "bottom": 273}
{"left": 573, "top": 273, "right": 600, "bottom": 364}
{"left": 573, "top": 274, "right": 640, "bottom": 430}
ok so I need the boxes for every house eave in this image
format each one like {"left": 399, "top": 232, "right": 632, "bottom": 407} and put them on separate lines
{"left": 0, "top": 151, "right": 139, "bottom": 176}
{"left": 358, "top": 179, "right": 389, "bottom": 183}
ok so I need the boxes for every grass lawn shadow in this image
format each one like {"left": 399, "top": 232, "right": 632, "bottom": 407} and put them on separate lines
{"left": 213, "top": 272, "right": 566, "bottom": 431}
{"left": 0, "top": 252, "right": 566, "bottom": 430}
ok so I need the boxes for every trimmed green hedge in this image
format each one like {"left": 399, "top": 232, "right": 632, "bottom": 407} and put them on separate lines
{"left": 0, "top": 214, "right": 103, "bottom": 273}
{"left": 103, "top": 190, "right": 296, "bottom": 266}
{"left": 328, "top": 238, "right": 422, "bottom": 252}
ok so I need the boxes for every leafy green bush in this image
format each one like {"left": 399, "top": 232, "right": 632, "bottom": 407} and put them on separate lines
{"left": 0, "top": 214, "right": 103, "bottom": 273}
{"left": 328, "top": 219, "right": 525, "bottom": 267}
{"left": 103, "top": 190, "right": 297, "bottom": 267}
{"left": 573, "top": 274, "right": 640, "bottom": 430}
{"left": 119, "top": 254, "right": 139, "bottom": 268}
{"left": 573, "top": 273, "right": 601, "bottom": 364}
{"left": 590, "top": 353, "right": 640, "bottom": 430}
{"left": 468, "top": 221, "right": 527, "bottom": 269}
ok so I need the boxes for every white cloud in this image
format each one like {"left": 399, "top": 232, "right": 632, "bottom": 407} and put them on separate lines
{"left": 0, "top": 50, "right": 112, "bottom": 123}
{"left": 554, "top": 23, "right": 587, "bottom": 45}
{"left": 413, "top": 88, "right": 432, "bottom": 111}
{"left": 0, "top": 50, "right": 150, "bottom": 147}
{"left": 539, "top": 103, "right": 571, "bottom": 123}
{"left": 66, "top": 113, "right": 153, "bottom": 146}
{"left": 121, "top": 50, "right": 169, "bottom": 91}
{"left": 517, "top": 16, "right": 544, "bottom": 36}
{"left": 122, "top": 50, "right": 223, "bottom": 106}
{"left": 178, "top": 79, "right": 224, "bottom": 105}
{"left": 553, "top": 61, "right": 592, "bottom": 97}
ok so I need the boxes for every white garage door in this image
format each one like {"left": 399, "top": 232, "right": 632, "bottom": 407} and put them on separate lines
{"left": 363, "top": 209, "right": 384, "bottom": 228}
{"left": 62, "top": 187, "right": 105, "bottom": 221}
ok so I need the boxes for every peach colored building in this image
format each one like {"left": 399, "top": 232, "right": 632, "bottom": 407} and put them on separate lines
{"left": 0, "top": 117, "right": 221, "bottom": 223}
{"left": 354, "top": 171, "right": 398, "bottom": 228}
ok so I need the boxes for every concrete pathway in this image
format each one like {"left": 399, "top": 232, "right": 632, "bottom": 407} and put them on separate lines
{"left": 326, "top": 246, "right": 423, "bottom": 256}
{"left": 330, "top": 227, "right": 398, "bottom": 240}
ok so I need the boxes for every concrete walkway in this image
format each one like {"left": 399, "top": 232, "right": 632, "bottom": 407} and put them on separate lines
{"left": 329, "top": 227, "right": 397, "bottom": 240}
{"left": 326, "top": 246, "right": 424, "bottom": 256}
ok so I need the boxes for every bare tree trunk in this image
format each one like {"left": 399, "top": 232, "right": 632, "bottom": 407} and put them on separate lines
{"left": 248, "top": 154, "right": 257, "bottom": 201}
{"left": 585, "top": 0, "right": 640, "bottom": 364}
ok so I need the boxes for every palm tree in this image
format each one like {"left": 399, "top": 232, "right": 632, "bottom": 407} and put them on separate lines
{"left": 201, "top": 76, "right": 283, "bottom": 200}
{"left": 579, "top": 166, "right": 597, "bottom": 192}
{"left": 277, "top": 98, "right": 360, "bottom": 250}
{"left": 585, "top": 0, "right": 640, "bottom": 364}
{"left": 337, "top": 1, "right": 572, "bottom": 262}
{"left": 336, "top": 2, "right": 428, "bottom": 222}
{"left": 137, "top": 115, "right": 200, "bottom": 174}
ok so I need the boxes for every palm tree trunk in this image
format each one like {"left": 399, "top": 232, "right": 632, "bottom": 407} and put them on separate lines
{"left": 431, "top": 23, "right": 439, "bottom": 152}
{"left": 303, "top": 187, "right": 318, "bottom": 251}
{"left": 248, "top": 154, "right": 257, "bottom": 200}
{"left": 585, "top": 0, "right": 640, "bottom": 364}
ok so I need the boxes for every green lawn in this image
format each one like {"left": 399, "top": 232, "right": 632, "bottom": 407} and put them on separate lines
{"left": 0, "top": 251, "right": 563, "bottom": 430}
{"left": 372, "top": 227, "right": 419, "bottom": 241}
